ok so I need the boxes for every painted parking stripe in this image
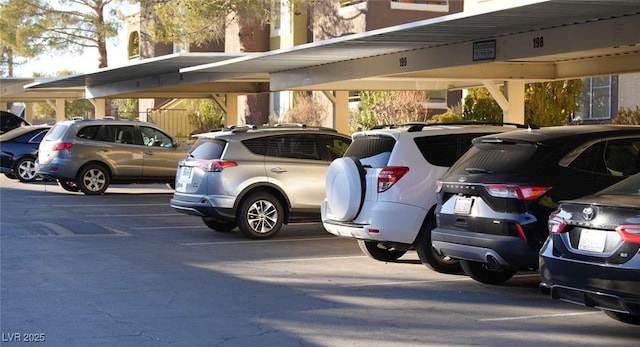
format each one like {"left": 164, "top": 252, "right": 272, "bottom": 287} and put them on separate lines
{"left": 249, "top": 255, "right": 367, "bottom": 263}
{"left": 478, "top": 311, "right": 600, "bottom": 322}
{"left": 343, "top": 277, "right": 471, "bottom": 287}
{"left": 131, "top": 226, "right": 205, "bottom": 230}
{"left": 182, "top": 237, "right": 339, "bottom": 246}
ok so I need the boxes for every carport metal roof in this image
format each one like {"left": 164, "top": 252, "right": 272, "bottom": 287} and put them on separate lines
{"left": 24, "top": 0, "right": 640, "bottom": 97}
{"left": 0, "top": 77, "right": 85, "bottom": 103}
{"left": 23, "top": 52, "right": 268, "bottom": 99}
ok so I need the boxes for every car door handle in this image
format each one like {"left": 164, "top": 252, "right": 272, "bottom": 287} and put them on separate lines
{"left": 98, "top": 146, "right": 111, "bottom": 152}
{"left": 270, "top": 167, "right": 287, "bottom": 173}
{"left": 143, "top": 151, "right": 154, "bottom": 156}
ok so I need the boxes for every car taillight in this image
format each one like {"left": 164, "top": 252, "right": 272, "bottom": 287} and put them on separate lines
{"left": 548, "top": 213, "right": 567, "bottom": 233}
{"left": 616, "top": 224, "right": 640, "bottom": 244}
{"left": 52, "top": 142, "right": 73, "bottom": 151}
{"left": 378, "top": 166, "right": 409, "bottom": 193}
{"left": 198, "top": 159, "right": 237, "bottom": 172}
{"left": 485, "top": 184, "right": 549, "bottom": 201}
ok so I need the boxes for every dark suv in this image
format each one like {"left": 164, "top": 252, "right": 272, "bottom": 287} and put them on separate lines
{"left": 432, "top": 125, "right": 640, "bottom": 284}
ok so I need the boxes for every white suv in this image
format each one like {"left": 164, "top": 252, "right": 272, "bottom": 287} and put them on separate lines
{"left": 321, "top": 123, "right": 518, "bottom": 273}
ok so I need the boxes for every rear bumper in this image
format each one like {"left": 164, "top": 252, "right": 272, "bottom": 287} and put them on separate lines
{"left": 170, "top": 193, "right": 235, "bottom": 219}
{"left": 321, "top": 199, "right": 427, "bottom": 245}
{"left": 540, "top": 240, "right": 640, "bottom": 315}
{"left": 432, "top": 227, "right": 539, "bottom": 269}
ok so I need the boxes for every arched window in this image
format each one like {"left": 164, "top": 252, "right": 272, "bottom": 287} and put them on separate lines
{"left": 128, "top": 31, "right": 140, "bottom": 59}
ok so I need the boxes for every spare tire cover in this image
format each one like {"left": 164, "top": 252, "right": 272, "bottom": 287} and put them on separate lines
{"left": 325, "top": 157, "right": 365, "bottom": 221}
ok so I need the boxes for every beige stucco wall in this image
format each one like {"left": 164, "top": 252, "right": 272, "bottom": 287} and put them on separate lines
{"left": 617, "top": 73, "right": 640, "bottom": 110}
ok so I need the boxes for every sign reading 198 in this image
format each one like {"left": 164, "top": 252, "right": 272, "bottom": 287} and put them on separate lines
{"left": 533, "top": 36, "right": 544, "bottom": 48}
{"left": 399, "top": 57, "right": 408, "bottom": 67}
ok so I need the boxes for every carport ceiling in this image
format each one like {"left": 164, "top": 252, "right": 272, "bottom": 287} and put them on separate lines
{"left": 25, "top": 0, "right": 640, "bottom": 96}
{"left": 0, "top": 77, "right": 85, "bottom": 103}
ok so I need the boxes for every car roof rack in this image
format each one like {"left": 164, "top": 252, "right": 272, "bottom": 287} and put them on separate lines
{"left": 404, "top": 121, "right": 537, "bottom": 132}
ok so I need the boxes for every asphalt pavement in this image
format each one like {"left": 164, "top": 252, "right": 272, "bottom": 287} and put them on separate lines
{"left": 1, "top": 176, "right": 639, "bottom": 347}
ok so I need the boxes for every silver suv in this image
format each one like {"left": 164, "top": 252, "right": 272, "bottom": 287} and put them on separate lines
{"left": 170, "top": 124, "right": 351, "bottom": 239}
{"left": 36, "top": 118, "right": 189, "bottom": 195}
{"left": 322, "top": 123, "right": 521, "bottom": 273}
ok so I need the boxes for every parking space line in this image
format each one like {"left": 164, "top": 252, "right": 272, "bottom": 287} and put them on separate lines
{"left": 478, "top": 311, "right": 599, "bottom": 322}
{"left": 59, "top": 204, "right": 168, "bottom": 207}
{"left": 85, "top": 214, "right": 183, "bottom": 217}
{"left": 131, "top": 226, "right": 204, "bottom": 230}
{"left": 343, "top": 277, "right": 471, "bottom": 287}
{"left": 181, "top": 237, "right": 338, "bottom": 246}
{"left": 249, "top": 255, "right": 367, "bottom": 263}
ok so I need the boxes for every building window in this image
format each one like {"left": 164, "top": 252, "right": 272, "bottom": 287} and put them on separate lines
{"left": 575, "top": 76, "right": 617, "bottom": 121}
{"left": 127, "top": 31, "right": 140, "bottom": 59}
{"left": 390, "top": 0, "right": 449, "bottom": 12}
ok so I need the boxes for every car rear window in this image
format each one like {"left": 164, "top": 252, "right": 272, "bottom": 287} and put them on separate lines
{"left": 43, "top": 123, "right": 69, "bottom": 141}
{"left": 447, "top": 142, "right": 538, "bottom": 175}
{"left": 344, "top": 135, "right": 395, "bottom": 160}
{"left": 189, "top": 138, "right": 226, "bottom": 159}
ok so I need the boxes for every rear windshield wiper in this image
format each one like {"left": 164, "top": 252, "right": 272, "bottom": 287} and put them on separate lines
{"left": 465, "top": 167, "right": 494, "bottom": 174}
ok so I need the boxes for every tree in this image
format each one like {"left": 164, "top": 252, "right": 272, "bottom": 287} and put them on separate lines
{"left": 0, "top": 0, "right": 46, "bottom": 76}
{"left": 143, "top": 0, "right": 317, "bottom": 45}
{"left": 112, "top": 98, "right": 139, "bottom": 119}
{"left": 184, "top": 99, "right": 225, "bottom": 135}
{"left": 349, "top": 90, "right": 430, "bottom": 131}
{"left": 463, "top": 80, "right": 583, "bottom": 126}
{"left": 612, "top": 106, "right": 640, "bottom": 125}
{"left": 282, "top": 92, "right": 326, "bottom": 126}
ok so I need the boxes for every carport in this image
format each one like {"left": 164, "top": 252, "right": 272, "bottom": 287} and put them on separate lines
{"left": 21, "top": 0, "right": 640, "bottom": 133}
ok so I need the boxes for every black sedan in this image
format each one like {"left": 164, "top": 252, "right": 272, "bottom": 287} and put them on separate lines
{"left": 540, "top": 172, "right": 640, "bottom": 325}
{"left": 0, "top": 125, "right": 51, "bottom": 182}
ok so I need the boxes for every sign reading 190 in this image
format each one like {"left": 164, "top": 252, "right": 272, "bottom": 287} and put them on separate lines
{"left": 399, "top": 57, "right": 408, "bottom": 67}
{"left": 533, "top": 36, "right": 544, "bottom": 48}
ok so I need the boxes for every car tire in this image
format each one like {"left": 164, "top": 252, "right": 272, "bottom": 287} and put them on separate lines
{"left": 357, "top": 239, "right": 406, "bottom": 262}
{"left": 415, "top": 217, "right": 461, "bottom": 274}
{"left": 325, "top": 157, "right": 365, "bottom": 222}
{"left": 603, "top": 310, "right": 640, "bottom": 325}
{"left": 237, "top": 192, "right": 284, "bottom": 239}
{"left": 202, "top": 217, "right": 237, "bottom": 232}
{"left": 77, "top": 164, "right": 110, "bottom": 195}
{"left": 460, "top": 260, "right": 518, "bottom": 285}
{"left": 15, "top": 157, "right": 38, "bottom": 182}
{"left": 58, "top": 180, "right": 79, "bottom": 192}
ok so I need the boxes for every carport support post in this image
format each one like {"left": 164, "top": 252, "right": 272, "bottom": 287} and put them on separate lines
{"left": 55, "top": 99, "right": 66, "bottom": 122}
{"left": 24, "top": 102, "right": 34, "bottom": 123}
{"left": 323, "top": 91, "right": 349, "bottom": 134}
{"left": 482, "top": 80, "right": 525, "bottom": 124}
{"left": 225, "top": 93, "right": 240, "bottom": 126}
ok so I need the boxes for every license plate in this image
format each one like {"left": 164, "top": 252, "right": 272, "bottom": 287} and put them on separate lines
{"left": 453, "top": 196, "right": 473, "bottom": 214}
{"left": 578, "top": 229, "right": 607, "bottom": 252}
{"left": 177, "top": 166, "right": 193, "bottom": 185}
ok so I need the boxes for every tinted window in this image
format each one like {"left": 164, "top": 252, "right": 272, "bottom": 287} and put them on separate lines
{"left": 268, "top": 134, "right": 320, "bottom": 160}
{"left": 14, "top": 129, "right": 48, "bottom": 143}
{"left": 319, "top": 134, "right": 351, "bottom": 161}
{"left": 243, "top": 137, "right": 268, "bottom": 156}
{"left": 76, "top": 125, "right": 101, "bottom": 140}
{"left": 344, "top": 135, "right": 395, "bottom": 160}
{"left": 414, "top": 135, "right": 459, "bottom": 167}
{"left": 565, "top": 141, "right": 606, "bottom": 174}
{"left": 600, "top": 172, "right": 640, "bottom": 195}
{"left": 447, "top": 142, "right": 538, "bottom": 175}
{"left": 189, "top": 139, "right": 226, "bottom": 159}
{"left": 96, "top": 125, "right": 135, "bottom": 144}
{"left": 604, "top": 138, "right": 640, "bottom": 176}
